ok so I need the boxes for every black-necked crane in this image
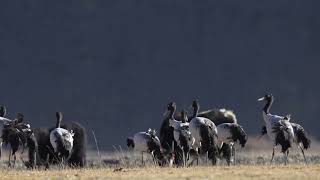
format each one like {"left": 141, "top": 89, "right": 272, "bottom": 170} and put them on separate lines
{"left": 168, "top": 109, "right": 194, "bottom": 166}
{"left": 258, "top": 94, "right": 295, "bottom": 165}
{"left": 0, "top": 105, "right": 8, "bottom": 158}
{"left": 127, "top": 128, "right": 166, "bottom": 166}
{"left": 27, "top": 120, "right": 87, "bottom": 169}
{"left": 216, "top": 123, "right": 247, "bottom": 165}
{"left": 159, "top": 102, "right": 176, "bottom": 153}
{"left": 189, "top": 100, "right": 219, "bottom": 165}
{"left": 49, "top": 112, "right": 75, "bottom": 162}
{"left": 192, "top": 101, "right": 238, "bottom": 164}
{"left": 260, "top": 114, "right": 310, "bottom": 164}
{"left": 0, "top": 111, "right": 33, "bottom": 167}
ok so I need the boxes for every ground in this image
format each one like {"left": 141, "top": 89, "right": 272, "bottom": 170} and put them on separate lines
{"left": 0, "top": 165, "right": 319, "bottom": 180}
{"left": 1, "top": 137, "right": 320, "bottom": 179}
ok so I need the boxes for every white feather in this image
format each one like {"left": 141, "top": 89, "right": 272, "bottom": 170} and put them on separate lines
{"left": 132, "top": 131, "right": 160, "bottom": 152}
{"left": 189, "top": 117, "right": 217, "bottom": 150}
{"left": 50, "top": 128, "right": 74, "bottom": 153}
{"left": 217, "top": 123, "right": 234, "bottom": 145}
{"left": 262, "top": 112, "right": 294, "bottom": 145}
{"left": 169, "top": 118, "right": 193, "bottom": 147}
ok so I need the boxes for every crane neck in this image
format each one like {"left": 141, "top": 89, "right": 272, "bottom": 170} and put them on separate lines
{"left": 263, "top": 97, "right": 273, "bottom": 114}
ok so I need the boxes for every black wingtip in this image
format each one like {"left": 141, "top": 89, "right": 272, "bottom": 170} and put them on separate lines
{"left": 274, "top": 127, "right": 291, "bottom": 153}
{"left": 231, "top": 124, "right": 247, "bottom": 147}
{"left": 261, "top": 126, "right": 267, "bottom": 136}
{"left": 302, "top": 137, "right": 311, "bottom": 150}
{"left": 297, "top": 129, "right": 311, "bottom": 150}
{"left": 126, "top": 138, "right": 134, "bottom": 148}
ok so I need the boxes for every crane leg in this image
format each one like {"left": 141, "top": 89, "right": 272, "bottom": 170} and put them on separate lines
{"left": 206, "top": 151, "right": 208, "bottom": 165}
{"left": 233, "top": 146, "right": 236, "bottom": 166}
{"left": 270, "top": 147, "right": 275, "bottom": 165}
{"left": 8, "top": 149, "right": 12, "bottom": 167}
{"left": 299, "top": 145, "right": 307, "bottom": 164}
{"left": 141, "top": 152, "right": 144, "bottom": 166}
{"left": 13, "top": 154, "right": 16, "bottom": 168}
{"left": 284, "top": 150, "right": 289, "bottom": 165}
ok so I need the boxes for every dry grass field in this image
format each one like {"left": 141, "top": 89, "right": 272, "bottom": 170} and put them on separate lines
{"left": 0, "top": 165, "right": 319, "bottom": 180}
{"left": 0, "top": 138, "right": 320, "bottom": 179}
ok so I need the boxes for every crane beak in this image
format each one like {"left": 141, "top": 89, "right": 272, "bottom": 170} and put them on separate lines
{"left": 257, "top": 97, "right": 265, "bottom": 101}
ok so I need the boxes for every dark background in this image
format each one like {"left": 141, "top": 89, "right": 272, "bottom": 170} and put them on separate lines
{"left": 1, "top": 1, "right": 319, "bottom": 150}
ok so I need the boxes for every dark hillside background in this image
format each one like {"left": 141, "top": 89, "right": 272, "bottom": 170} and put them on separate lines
{"left": 1, "top": 1, "right": 319, "bottom": 149}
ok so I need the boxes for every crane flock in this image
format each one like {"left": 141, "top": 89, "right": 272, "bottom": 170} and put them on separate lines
{"left": 0, "top": 93, "right": 312, "bottom": 169}
{"left": 128, "top": 94, "right": 311, "bottom": 167}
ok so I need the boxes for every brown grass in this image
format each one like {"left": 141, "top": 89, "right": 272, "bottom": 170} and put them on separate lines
{"left": 1, "top": 137, "right": 320, "bottom": 179}
{"left": 0, "top": 165, "right": 319, "bottom": 180}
